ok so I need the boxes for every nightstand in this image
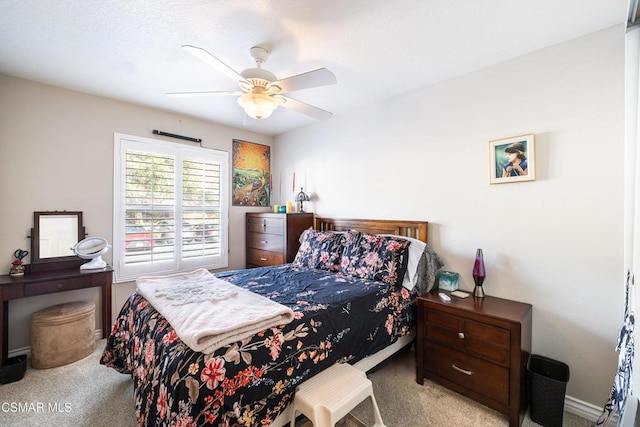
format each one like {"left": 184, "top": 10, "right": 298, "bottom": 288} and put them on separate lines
{"left": 245, "top": 212, "right": 313, "bottom": 268}
{"left": 416, "top": 291, "right": 532, "bottom": 427}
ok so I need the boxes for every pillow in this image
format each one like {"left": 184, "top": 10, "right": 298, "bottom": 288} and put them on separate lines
{"left": 293, "top": 228, "right": 345, "bottom": 271}
{"left": 339, "top": 230, "right": 410, "bottom": 285}
{"left": 380, "top": 235, "right": 426, "bottom": 290}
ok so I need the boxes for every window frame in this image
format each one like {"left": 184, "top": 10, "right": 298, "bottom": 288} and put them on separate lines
{"left": 113, "top": 132, "right": 229, "bottom": 283}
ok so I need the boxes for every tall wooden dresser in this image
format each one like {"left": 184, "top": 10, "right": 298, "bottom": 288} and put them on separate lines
{"left": 245, "top": 213, "right": 313, "bottom": 268}
{"left": 416, "top": 291, "right": 532, "bottom": 427}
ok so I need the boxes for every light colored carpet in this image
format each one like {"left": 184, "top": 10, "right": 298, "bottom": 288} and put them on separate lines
{"left": 321, "top": 347, "right": 592, "bottom": 427}
{"left": 0, "top": 340, "right": 135, "bottom": 427}
{"left": 0, "top": 340, "right": 591, "bottom": 426}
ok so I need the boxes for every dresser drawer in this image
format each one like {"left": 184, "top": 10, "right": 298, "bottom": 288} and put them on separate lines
{"left": 246, "top": 232, "right": 284, "bottom": 252}
{"left": 425, "top": 341, "right": 509, "bottom": 408}
{"left": 246, "top": 248, "right": 285, "bottom": 266}
{"left": 425, "top": 308, "right": 510, "bottom": 365}
{"left": 247, "top": 216, "right": 284, "bottom": 234}
{"left": 24, "top": 277, "right": 91, "bottom": 297}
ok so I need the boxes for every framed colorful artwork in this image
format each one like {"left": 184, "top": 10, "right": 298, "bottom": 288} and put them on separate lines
{"left": 232, "top": 139, "right": 271, "bottom": 206}
{"left": 489, "top": 134, "right": 535, "bottom": 184}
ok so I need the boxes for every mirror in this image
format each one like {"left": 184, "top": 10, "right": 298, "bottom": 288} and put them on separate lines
{"left": 72, "top": 237, "right": 109, "bottom": 270}
{"left": 31, "top": 211, "right": 86, "bottom": 271}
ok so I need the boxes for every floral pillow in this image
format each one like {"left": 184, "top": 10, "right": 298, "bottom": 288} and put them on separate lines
{"left": 339, "top": 230, "right": 411, "bottom": 285}
{"left": 293, "top": 228, "right": 345, "bottom": 271}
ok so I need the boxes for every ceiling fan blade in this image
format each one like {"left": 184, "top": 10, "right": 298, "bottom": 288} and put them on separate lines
{"left": 182, "top": 45, "right": 246, "bottom": 83}
{"left": 281, "top": 96, "right": 333, "bottom": 120}
{"left": 166, "top": 90, "right": 244, "bottom": 97}
{"left": 273, "top": 68, "right": 336, "bottom": 93}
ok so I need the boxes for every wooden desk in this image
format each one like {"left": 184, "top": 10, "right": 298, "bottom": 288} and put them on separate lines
{"left": 0, "top": 266, "right": 113, "bottom": 363}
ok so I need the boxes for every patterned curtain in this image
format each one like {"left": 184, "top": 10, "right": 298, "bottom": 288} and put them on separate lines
{"left": 594, "top": 270, "right": 635, "bottom": 426}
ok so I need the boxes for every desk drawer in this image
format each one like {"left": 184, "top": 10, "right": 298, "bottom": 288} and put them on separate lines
{"left": 24, "top": 277, "right": 91, "bottom": 297}
{"left": 246, "top": 232, "right": 284, "bottom": 252}
{"left": 247, "top": 248, "right": 284, "bottom": 266}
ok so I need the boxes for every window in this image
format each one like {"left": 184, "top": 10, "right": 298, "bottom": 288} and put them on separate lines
{"left": 113, "top": 133, "right": 228, "bottom": 282}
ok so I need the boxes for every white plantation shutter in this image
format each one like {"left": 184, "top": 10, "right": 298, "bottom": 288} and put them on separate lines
{"left": 114, "top": 133, "right": 228, "bottom": 282}
{"left": 181, "top": 157, "right": 223, "bottom": 260}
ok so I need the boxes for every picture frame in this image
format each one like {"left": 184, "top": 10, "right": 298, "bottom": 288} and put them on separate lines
{"left": 489, "top": 134, "right": 535, "bottom": 184}
{"left": 232, "top": 139, "right": 271, "bottom": 206}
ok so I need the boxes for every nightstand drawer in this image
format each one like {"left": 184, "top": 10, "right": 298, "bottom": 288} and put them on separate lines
{"left": 246, "top": 248, "right": 284, "bottom": 266}
{"left": 464, "top": 320, "right": 510, "bottom": 366}
{"left": 246, "top": 232, "right": 284, "bottom": 252}
{"left": 425, "top": 341, "right": 509, "bottom": 407}
{"left": 425, "top": 308, "right": 510, "bottom": 365}
{"left": 247, "top": 216, "right": 284, "bottom": 234}
{"left": 425, "top": 309, "right": 464, "bottom": 350}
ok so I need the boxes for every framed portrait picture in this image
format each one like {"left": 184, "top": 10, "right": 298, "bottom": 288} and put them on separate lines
{"left": 232, "top": 139, "right": 271, "bottom": 206}
{"left": 489, "top": 134, "right": 535, "bottom": 184}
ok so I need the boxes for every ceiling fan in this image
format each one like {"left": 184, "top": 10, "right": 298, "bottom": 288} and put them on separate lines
{"left": 168, "top": 45, "right": 337, "bottom": 120}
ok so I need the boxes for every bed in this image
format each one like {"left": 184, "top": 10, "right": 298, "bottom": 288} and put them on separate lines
{"left": 101, "top": 217, "right": 439, "bottom": 426}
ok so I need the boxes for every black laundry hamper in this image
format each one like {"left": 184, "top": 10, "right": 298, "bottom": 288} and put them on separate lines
{"left": 528, "top": 354, "right": 570, "bottom": 427}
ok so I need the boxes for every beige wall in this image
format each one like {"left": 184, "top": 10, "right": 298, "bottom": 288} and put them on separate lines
{"left": 0, "top": 76, "right": 272, "bottom": 350}
{"left": 273, "top": 26, "right": 624, "bottom": 410}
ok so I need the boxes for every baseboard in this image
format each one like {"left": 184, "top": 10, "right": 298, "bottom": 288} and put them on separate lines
{"left": 7, "top": 329, "right": 103, "bottom": 359}
{"left": 565, "top": 394, "right": 618, "bottom": 424}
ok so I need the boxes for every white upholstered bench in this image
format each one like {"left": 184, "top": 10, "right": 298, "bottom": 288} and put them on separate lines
{"left": 290, "top": 362, "right": 386, "bottom": 427}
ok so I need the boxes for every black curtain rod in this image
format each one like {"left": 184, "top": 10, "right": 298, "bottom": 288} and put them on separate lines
{"left": 153, "top": 129, "right": 202, "bottom": 144}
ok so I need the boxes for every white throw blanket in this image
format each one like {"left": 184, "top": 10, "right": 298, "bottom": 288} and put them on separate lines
{"left": 136, "top": 268, "right": 294, "bottom": 354}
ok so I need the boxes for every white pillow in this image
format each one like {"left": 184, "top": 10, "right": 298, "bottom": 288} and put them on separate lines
{"left": 381, "top": 234, "right": 426, "bottom": 291}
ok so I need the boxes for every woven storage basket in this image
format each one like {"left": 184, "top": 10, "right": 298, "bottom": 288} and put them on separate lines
{"left": 30, "top": 301, "right": 95, "bottom": 369}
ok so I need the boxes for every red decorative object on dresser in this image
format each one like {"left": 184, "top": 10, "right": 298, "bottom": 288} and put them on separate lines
{"left": 416, "top": 291, "right": 532, "bottom": 427}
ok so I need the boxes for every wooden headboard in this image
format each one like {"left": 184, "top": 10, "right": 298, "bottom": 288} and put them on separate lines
{"left": 314, "top": 217, "right": 428, "bottom": 243}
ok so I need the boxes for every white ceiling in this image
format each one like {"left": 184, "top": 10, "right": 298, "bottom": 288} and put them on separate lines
{"left": 0, "top": 0, "right": 627, "bottom": 136}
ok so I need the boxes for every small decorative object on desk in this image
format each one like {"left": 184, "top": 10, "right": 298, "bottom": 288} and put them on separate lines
{"left": 472, "top": 248, "right": 486, "bottom": 298}
{"left": 10, "top": 249, "right": 28, "bottom": 277}
{"left": 438, "top": 271, "right": 459, "bottom": 291}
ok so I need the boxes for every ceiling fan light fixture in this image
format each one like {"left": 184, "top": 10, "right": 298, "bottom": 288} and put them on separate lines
{"left": 176, "top": 44, "right": 336, "bottom": 121}
{"left": 237, "top": 89, "right": 279, "bottom": 120}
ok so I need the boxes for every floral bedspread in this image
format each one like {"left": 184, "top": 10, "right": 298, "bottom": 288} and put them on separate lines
{"left": 100, "top": 264, "right": 417, "bottom": 426}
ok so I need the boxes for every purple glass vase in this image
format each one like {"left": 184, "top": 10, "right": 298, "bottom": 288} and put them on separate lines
{"left": 472, "top": 248, "right": 486, "bottom": 297}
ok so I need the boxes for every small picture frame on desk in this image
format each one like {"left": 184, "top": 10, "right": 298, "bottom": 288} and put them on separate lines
{"left": 438, "top": 271, "right": 459, "bottom": 291}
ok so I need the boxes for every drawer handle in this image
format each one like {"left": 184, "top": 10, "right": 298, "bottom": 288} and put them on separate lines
{"left": 458, "top": 332, "right": 465, "bottom": 339}
{"left": 262, "top": 221, "right": 266, "bottom": 228}
{"left": 260, "top": 240, "right": 268, "bottom": 244}
{"left": 57, "top": 283, "right": 63, "bottom": 289}
{"left": 452, "top": 364, "right": 473, "bottom": 376}
{"left": 260, "top": 257, "right": 268, "bottom": 261}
